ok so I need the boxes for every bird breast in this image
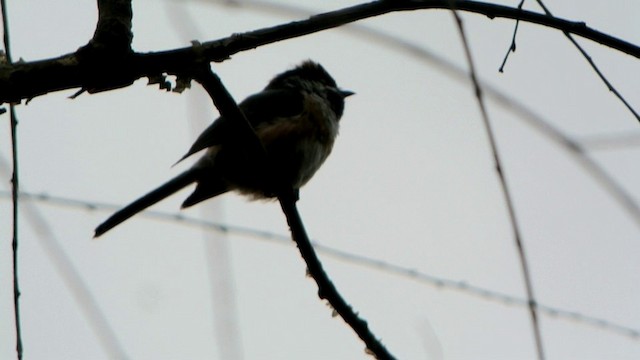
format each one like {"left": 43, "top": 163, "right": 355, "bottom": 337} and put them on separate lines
{"left": 256, "top": 91, "right": 339, "bottom": 189}
{"left": 197, "top": 90, "right": 340, "bottom": 199}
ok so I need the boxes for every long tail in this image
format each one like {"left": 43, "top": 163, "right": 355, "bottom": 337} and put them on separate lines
{"left": 94, "top": 169, "right": 200, "bottom": 237}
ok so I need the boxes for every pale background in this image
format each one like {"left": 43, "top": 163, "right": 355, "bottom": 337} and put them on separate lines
{"left": 1, "top": 0, "right": 640, "bottom": 359}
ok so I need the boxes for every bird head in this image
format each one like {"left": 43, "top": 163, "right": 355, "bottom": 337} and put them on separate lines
{"left": 266, "top": 60, "right": 354, "bottom": 118}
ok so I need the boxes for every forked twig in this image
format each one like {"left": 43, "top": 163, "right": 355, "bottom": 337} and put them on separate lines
{"left": 498, "top": 0, "right": 525, "bottom": 72}
{"left": 3, "top": 190, "right": 640, "bottom": 343}
{"left": 534, "top": 0, "right": 639, "bottom": 121}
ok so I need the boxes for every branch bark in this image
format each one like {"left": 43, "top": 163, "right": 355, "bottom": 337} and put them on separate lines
{"left": 89, "top": 0, "right": 133, "bottom": 52}
{"left": 192, "top": 64, "right": 267, "bottom": 174}
{"left": 279, "top": 194, "right": 396, "bottom": 360}
{"left": 1, "top": 0, "right": 638, "bottom": 103}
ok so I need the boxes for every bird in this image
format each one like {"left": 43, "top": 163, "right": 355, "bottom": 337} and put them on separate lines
{"left": 94, "top": 60, "right": 353, "bottom": 237}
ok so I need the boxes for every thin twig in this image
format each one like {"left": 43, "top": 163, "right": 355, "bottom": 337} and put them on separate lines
{"left": 446, "top": 2, "right": 545, "bottom": 359}
{"left": 498, "top": 0, "right": 525, "bottom": 72}
{"left": 3, "top": 190, "right": 640, "bottom": 342}
{"left": 278, "top": 194, "right": 396, "bottom": 359}
{"left": 1, "top": 0, "right": 23, "bottom": 358}
{"left": 0, "top": 158, "right": 131, "bottom": 359}
{"left": 8, "top": 106, "right": 21, "bottom": 360}
{"left": 532, "top": 0, "right": 640, "bottom": 122}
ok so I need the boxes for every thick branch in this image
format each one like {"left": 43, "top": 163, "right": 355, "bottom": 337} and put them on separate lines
{"left": 89, "top": 0, "right": 133, "bottom": 52}
{"left": 1, "top": 0, "right": 638, "bottom": 103}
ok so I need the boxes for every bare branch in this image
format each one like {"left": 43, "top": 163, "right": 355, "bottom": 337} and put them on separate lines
{"left": 5, "top": 190, "right": 640, "bottom": 342}
{"left": 1, "top": 0, "right": 23, "bottom": 357}
{"left": 0, "top": 159, "right": 131, "bottom": 360}
{"left": 191, "top": 64, "right": 270, "bottom": 191}
{"left": 279, "top": 194, "right": 396, "bottom": 359}
{"left": 88, "top": 0, "right": 133, "bottom": 52}
{"left": 1, "top": 0, "right": 638, "bottom": 104}
{"left": 531, "top": 0, "right": 640, "bottom": 122}
{"left": 498, "top": 0, "right": 525, "bottom": 72}
{"left": 7, "top": 106, "right": 21, "bottom": 360}
{"left": 446, "top": 2, "right": 545, "bottom": 359}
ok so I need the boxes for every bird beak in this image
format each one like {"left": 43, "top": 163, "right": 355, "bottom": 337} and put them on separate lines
{"left": 340, "top": 90, "right": 355, "bottom": 98}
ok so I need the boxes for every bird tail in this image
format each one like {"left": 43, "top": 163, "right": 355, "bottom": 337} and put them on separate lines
{"left": 94, "top": 169, "right": 200, "bottom": 238}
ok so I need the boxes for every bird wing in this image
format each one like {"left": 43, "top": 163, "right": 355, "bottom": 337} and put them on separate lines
{"left": 175, "top": 88, "right": 305, "bottom": 164}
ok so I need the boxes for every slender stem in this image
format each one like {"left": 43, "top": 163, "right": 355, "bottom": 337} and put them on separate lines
{"left": 1, "top": 0, "right": 23, "bottom": 357}
{"left": 2, "top": 190, "right": 640, "bottom": 341}
{"left": 278, "top": 194, "right": 396, "bottom": 360}
{"left": 532, "top": 0, "right": 639, "bottom": 122}
{"left": 9, "top": 106, "right": 22, "bottom": 360}
{"left": 446, "top": 2, "right": 545, "bottom": 359}
{"left": 498, "top": 0, "right": 525, "bottom": 72}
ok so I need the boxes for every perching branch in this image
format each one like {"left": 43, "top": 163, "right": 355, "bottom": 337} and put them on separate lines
{"left": 278, "top": 194, "right": 396, "bottom": 360}
{"left": 193, "top": 63, "right": 395, "bottom": 358}
{"left": 1, "top": 0, "right": 638, "bottom": 104}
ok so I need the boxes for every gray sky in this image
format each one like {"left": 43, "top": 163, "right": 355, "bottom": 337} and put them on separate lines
{"left": 1, "top": 0, "right": 640, "bottom": 359}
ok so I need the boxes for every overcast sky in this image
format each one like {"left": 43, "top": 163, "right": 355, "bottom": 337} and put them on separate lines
{"left": 1, "top": 1, "right": 640, "bottom": 359}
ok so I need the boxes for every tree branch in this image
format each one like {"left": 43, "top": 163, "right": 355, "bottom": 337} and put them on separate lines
{"left": 88, "top": 0, "right": 133, "bottom": 52}
{"left": 1, "top": 0, "right": 24, "bottom": 358}
{"left": 1, "top": 0, "right": 638, "bottom": 103}
{"left": 278, "top": 194, "right": 396, "bottom": 359}
{"left": 191, "top": 63, "right": 268, "bottom": 178}
{"left": 446, "top": 2, "right": 545, "bottom": 358}
{"left": 193, "top": 64, "right": 395, "bottom": 358}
